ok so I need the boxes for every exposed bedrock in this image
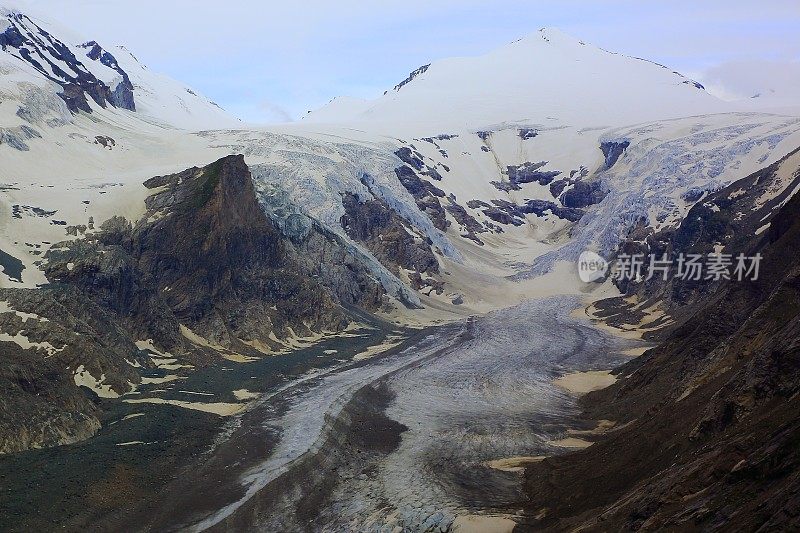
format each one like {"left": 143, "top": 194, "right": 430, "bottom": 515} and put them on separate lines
{"left": 559, "top": 180, "right": 607, "bottom": 209}
{"left": 0, "top": 154, "right": 392, "bottom": 454}
{"left": 341, "top": 192, "right": 440, "bottom": 275}
{"left": 517, "top": 147, "right": 800, "bottom": 532}
{"left": 1, "top": 13, "right": 136, "bottom": 113}
{"left": 600, "top": 140, "right": 630, "bottom": 170}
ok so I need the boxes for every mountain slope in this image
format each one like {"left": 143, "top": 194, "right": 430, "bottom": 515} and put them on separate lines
{"left": 517, "top": 148, "right": 800, "bottom": 531}
{"left": 0, "top": 5, "right": 239, "bottom": 129}
{"left": 305, "top": 28, "right": 724, "bottom": 134}
{"left": 0, "top": 154, "right": 391, "bottom": 453}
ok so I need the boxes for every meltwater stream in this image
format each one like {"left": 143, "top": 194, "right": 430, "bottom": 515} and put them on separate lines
{"left": 148, "top": 296, "right": 639, "bottom": 532}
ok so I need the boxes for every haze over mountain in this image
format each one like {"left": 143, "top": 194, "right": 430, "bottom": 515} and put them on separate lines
{"left": 1, "top": 4, "right": 800, "bottom": 532}
{"left": 306, "top": 28, "right": 724, "bottom": 133}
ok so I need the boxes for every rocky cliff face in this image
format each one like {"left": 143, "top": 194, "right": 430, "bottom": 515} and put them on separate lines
{"left": 0, "top": 155, "right": 385, "bottom": 453}
{"left": 0, "top": 286, "right": 147, "bottom": 454}
{"left": 517, "top": 148, "right": 800, "bottom": 531}
{"left": 595, "top": 145, "right": 800, "bottom": 335}
{"left": 46, "top": 155, "right": 358, "bottom": 351}
{"left": 0, "top": 11, "right": 135, "bottom": 113}
{"left": 341, "top": 191, "right": 439, "bottom": 276}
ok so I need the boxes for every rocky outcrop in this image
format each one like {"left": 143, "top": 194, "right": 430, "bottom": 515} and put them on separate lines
{"left": 600, "top": 140, "right": 630, "bottom": 170}
{"left": 47, "top": 155, "right": 351, "bottom": 349}
{"left": 517, "top": 148, "right": 800, "bottom": 531}
{"left": 341, "top": 192, "right": 439, "bottom": 275}
{"left": 599, "top": 145, "right": 800, "bottom": 329}
{"left": 0, "top": 286, "right": 147, "bottom": 454}
{"left": 394, "top": 163, "right": 449, "bottom": 232}
{"left": 493, "top": 161, "right": 561, "bottom": 191}
{"left": 390, "top": 64, "right": 430, "bottom": 93}
{"left": 0, "top": 155, "right": 380, "bottom": 454}
{"left": 558, "top": 180, "right": 607, "bottom": 209}
{"left": 482, "top": 198, "right": 585, "bottom": 226}
{"left": 1, "top": 11, "right": 135, "bottom": 113}
{"left": 78, "top": 41, "right": 135, "bottom": 111}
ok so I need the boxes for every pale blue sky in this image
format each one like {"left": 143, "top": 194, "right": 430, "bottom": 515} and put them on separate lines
{"left": 19, "top": 0, "right": 800, "bottom": 122}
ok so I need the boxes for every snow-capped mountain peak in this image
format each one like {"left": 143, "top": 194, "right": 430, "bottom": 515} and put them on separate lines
{"left": 0, "top": 4, "right": 240, "bottom": 130}
{"left": 305, "top": 27, "right": 723, "bottom": 134}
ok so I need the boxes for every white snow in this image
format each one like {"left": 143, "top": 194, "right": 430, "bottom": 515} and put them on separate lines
{"left": 73, "top": 364, "right": 119, "bottom": 398}
{"left": 0, "top": 9, "right": 799, "bottom": 317}
{"left": 0, "top": 331, "right": 63, "bottom": 356}
{"left": 0, "top": 301, "right": 49, "bottom": 322}
{"left": 305, "top": 28, "right": 724, "bottom": 135}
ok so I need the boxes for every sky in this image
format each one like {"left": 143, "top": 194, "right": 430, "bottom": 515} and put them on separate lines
{"left": 14, "top": 0, "right": 800, "bottom": 123}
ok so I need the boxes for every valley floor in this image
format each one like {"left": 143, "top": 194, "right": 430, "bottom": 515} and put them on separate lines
{"left": 0, "top": 295, "right": 641, "bottom": 532}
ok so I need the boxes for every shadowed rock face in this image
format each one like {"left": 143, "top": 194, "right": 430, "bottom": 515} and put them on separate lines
{"left": 1, "top": 12, "right": 135, "bottom": 113}
{"left": 493, "top": 161, "right": 562, "bottom": 191}
{"left": 600, "top": 140, "right": 630, "bottom": 170}
{"left": 0, "top": 286, "right": 149, "bottom": 454}
{"left": 47, "top": 155, "right": 350, "bottom": 350}
{"left": 517, "top": 148, "right": 800, "bottom": 532}
{"left": 78, "top": 41, "right": 135, "bottom": 111}
{"left": 558, "top": 180, "right": 606, "bottom": 209}
{"left": 604, "top": 145, "right": 800, "bottom": 323}
{"left": 341, "top": 192, "right": 439, "bottom": 275}
{"left": 0, "top": 155, "right": 384, "bottom": 454}
{"left": 394, "top": 163, "right": 449, "bottom": 232}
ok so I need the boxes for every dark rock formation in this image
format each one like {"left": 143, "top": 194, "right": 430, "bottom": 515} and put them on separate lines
{"left": 0, "top": 287, "right": 147, "bottom": 454}
{"left": 390, "top": 64, "right": 430, "bottom": 92}
{"left": 407, "top": 271, "right": 444, "bottom": 295}
{"left": 93, "top": 135, "right": 115, "bottom": 149}
{"left": 607, "top": 145, "right": 800, "bottom": 316}
{"left": 445, "top": 203, "right": 486, "bottom": 244}
{"left": 600, "top": 140, "right": 630, "bottom": 170}
{"left": 548, "top": 179, "right": 569, "bottom": 197}
{"left": 1, "top": 12, "right": 136, "bottom": 113}
{"left": 559, "top": 180, "right": 607, "bottom": 208}
{"left": 517, "top": 146, "right": 800, "bottom": 532}
{"left": 78, "top": 41, "right": 135, "bottom": 111}
{"left": 47, "top": 155, "right": 351, "bottom": 348}
{"left": 0, "top": 155, "right": 387, "bottom": 453}
{"left": 482, "top": 198, "right": 585, "bottom": 226}
{"left": 340, "top": 192, "right": 439, "bottom": 275}
{"left": 493, "top": 162, "right": 562, "bottom": 192}
{"left": 394, "top": 164, "right": 449, "bottom": 232}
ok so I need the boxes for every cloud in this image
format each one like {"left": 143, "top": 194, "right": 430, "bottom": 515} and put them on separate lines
{"left": 258, "top": 101, "right": 293, "bottom": 123}
{"left": 697, "top": 59, "right": 800, "bottom": 104}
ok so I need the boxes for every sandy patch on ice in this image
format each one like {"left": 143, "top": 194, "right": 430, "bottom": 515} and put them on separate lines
{"left": 452, "top": 515, "right": 516, "bottom": 532}
{"left": 352, "top": 335, "right": 405, "bottom": 361}
{"left": 232, "top": 389, "right": 259, "bottom": 401}
{"left": 140, "top": 374, "right": 184, "bottom": 385}
{"left": 554, "top": 370, "right": 617, "bottom": 395}
{"left": 485, "top": 455, "right": 546, "bottom": 473}
{"left": 567, "top": 419, "right": 617, "bottom": 437}
{"left": 548, "top": 437, "right": 592, "bottom": 448}
{"left": 123, "top": 397, "right": 246, "bottom": 416}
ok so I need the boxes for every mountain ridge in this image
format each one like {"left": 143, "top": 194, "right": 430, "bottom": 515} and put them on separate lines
{"left": 304, "top": 27, "right": 722, "bottom": 134}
